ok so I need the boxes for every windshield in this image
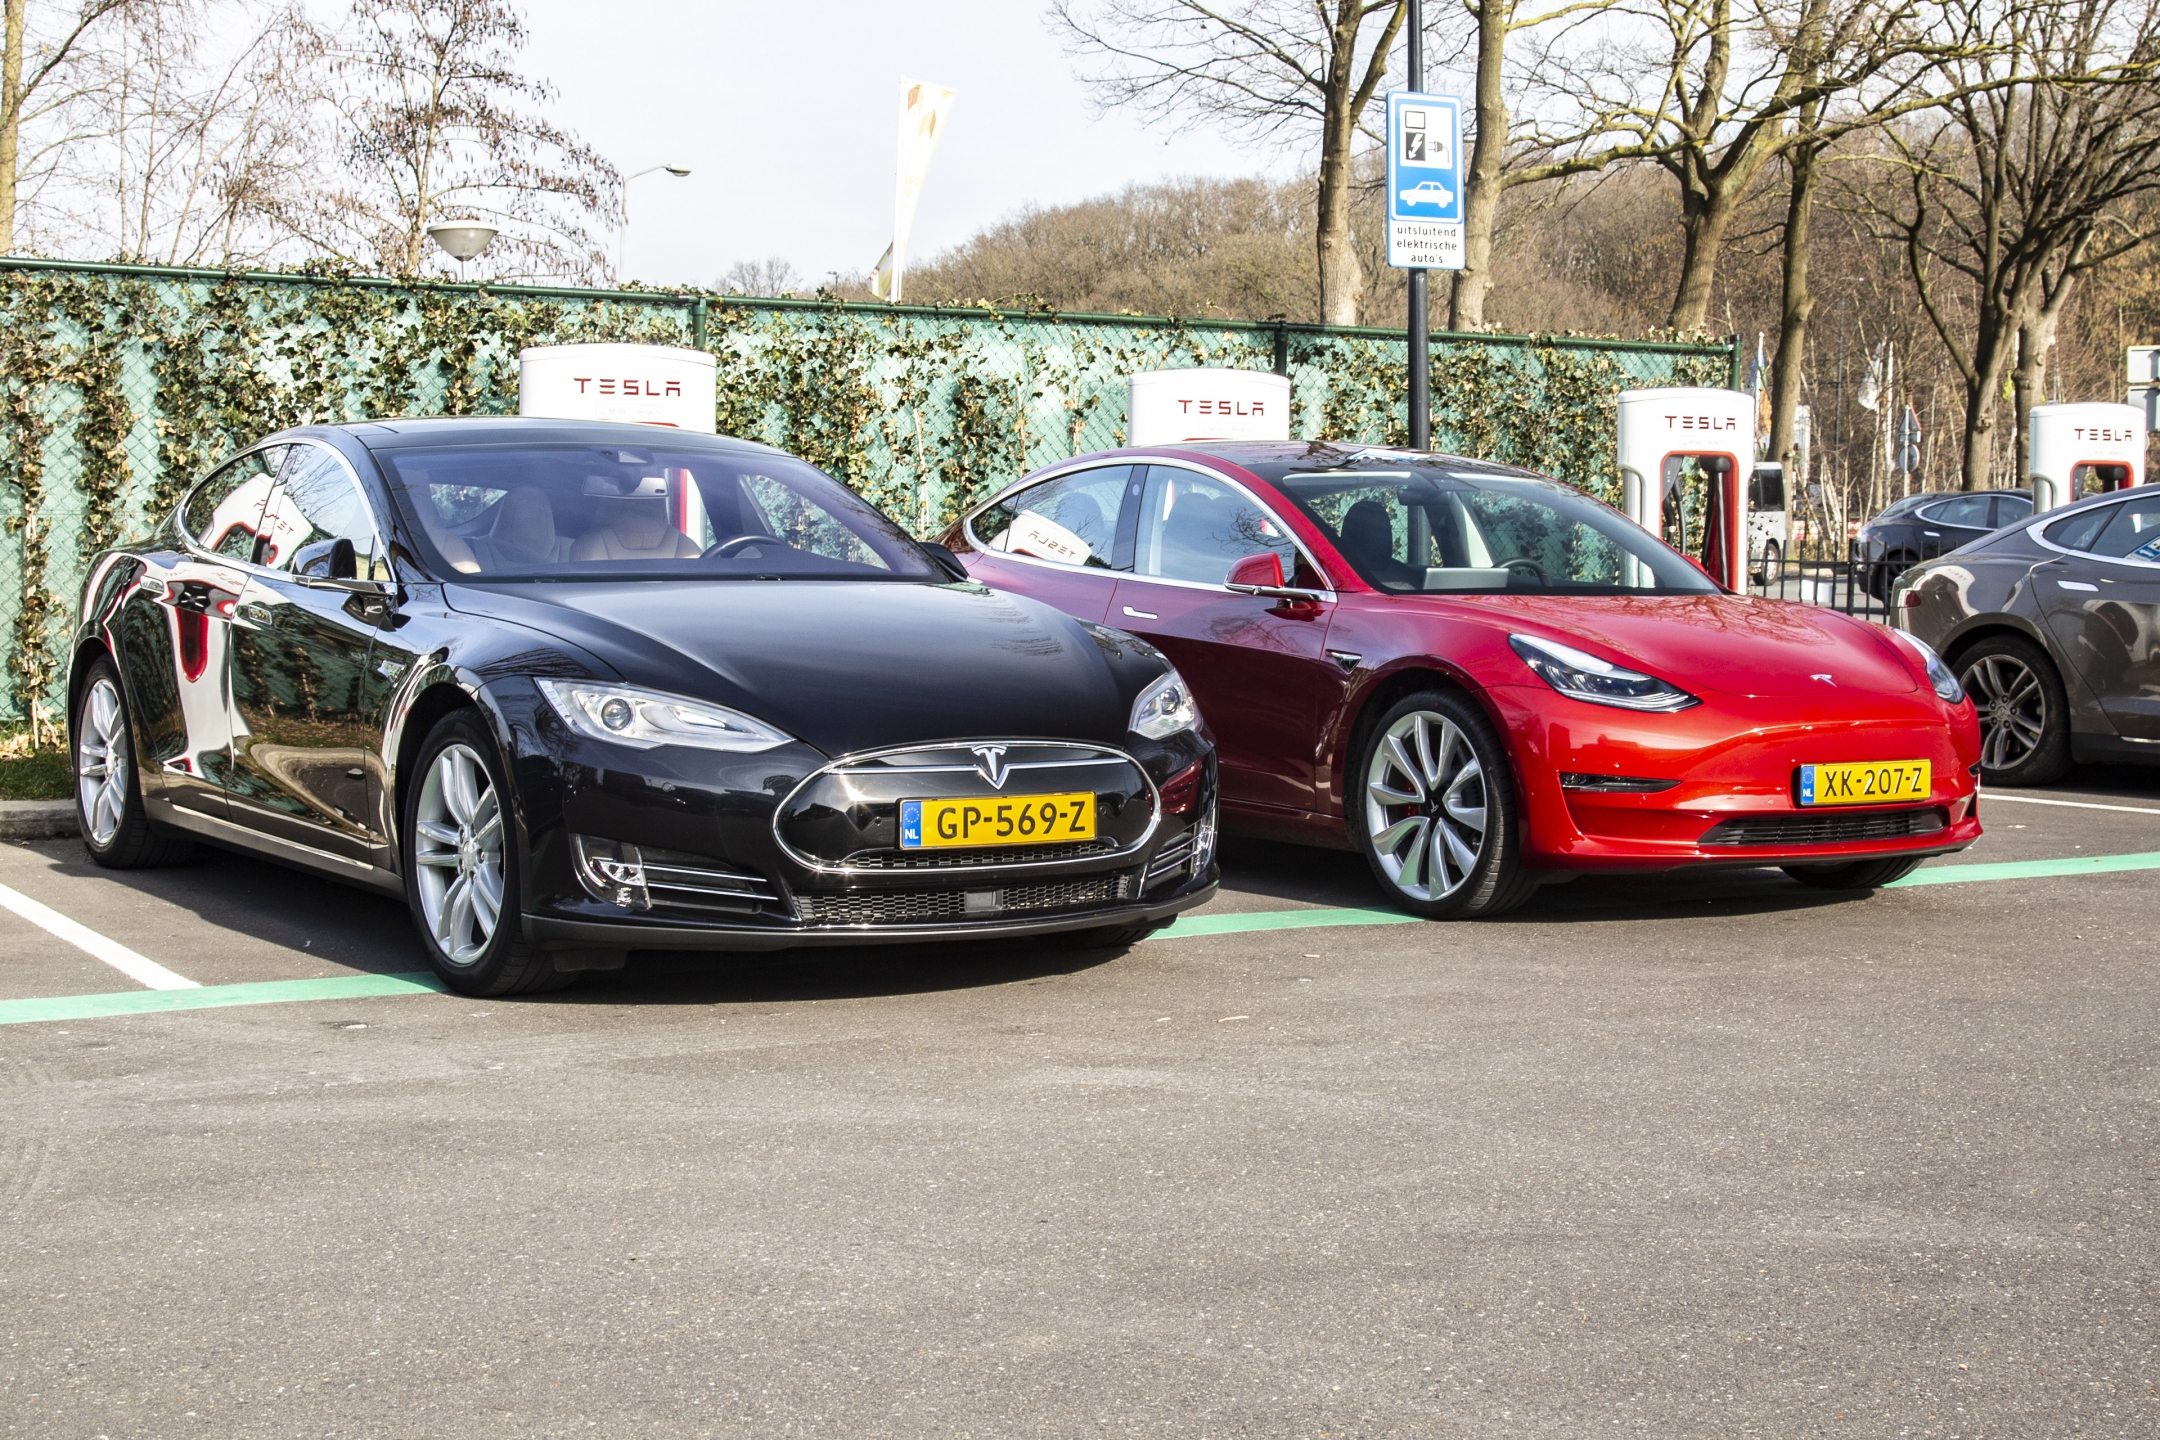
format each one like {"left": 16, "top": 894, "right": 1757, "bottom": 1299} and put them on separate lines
{"left": 1249, "top": 462, "right": 1717, "bottom": 596}
{"left": 377, "top": 441, "right": 939, "bottom": 581}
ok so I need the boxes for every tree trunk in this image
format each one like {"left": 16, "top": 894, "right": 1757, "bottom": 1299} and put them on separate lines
{"left": 0, "top": 0, "right": 23, "bottom": 254}
{"left": 1315, "top": 129, "right": 1363, "bottom": 325}
{"left": 2011, "top": 281, "right": 2071, "bottom": 487}
{"left": 1449, "top": 0, "right": 1509, "bottom": 331}
{"left": 1665, "top": 175, "right": 1741, "bottom": 334}
{"left": 1769, "top": 136, "right": 1819, "bottom": 470}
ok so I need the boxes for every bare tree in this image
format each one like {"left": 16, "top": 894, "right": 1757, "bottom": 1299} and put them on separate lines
{"left": 1049, "top": 0, "right": 1406, "bottom": 325}
{"left": 1862, "top": 0, "right": 2160, "bottom": 489}
{"left": 0, "top": 0, "right": 135, "bottom": 250}
{"left": 718, "top": 256, "right": 804, "bottom": 297}
{"left": 284, "top": 0, "right": 615, "bottom": 280}
{"left": 1448, "top": 0, "right": 1658, "bottom": 329}
{"left": 49, "top": 0, "right": 319, "bottom": 265}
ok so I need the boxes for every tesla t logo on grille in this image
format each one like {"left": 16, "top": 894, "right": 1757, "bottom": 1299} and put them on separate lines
{"left": 1812, "top": 673, "right": 1835, "bottom": 684}
{"left": 970, "top": 744, "right": 1012, "bottom": 788}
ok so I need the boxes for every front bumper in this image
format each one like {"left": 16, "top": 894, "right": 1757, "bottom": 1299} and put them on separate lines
{"left": 1490, "top": 682, "right": 1984, "bottom": 872}
{"left": 489, "top": 678, "right": 1220, "bottom": 952}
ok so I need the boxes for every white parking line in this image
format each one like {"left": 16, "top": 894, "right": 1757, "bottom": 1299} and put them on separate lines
{"left": 1984, "top": 792, "right": 2160, "bottom": 817}
{"left": 0, "top": 881, "right": 197, "bottom": 990}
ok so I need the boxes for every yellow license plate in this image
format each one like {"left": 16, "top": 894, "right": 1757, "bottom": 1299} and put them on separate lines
{"left": 899, "top": 791, "right": 1096, "bottom": 849}
{"left": 1798, "top": 760, "right": 1931, "bottom": 807}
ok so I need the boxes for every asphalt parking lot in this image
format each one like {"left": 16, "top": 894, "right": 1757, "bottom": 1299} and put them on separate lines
{"left": 4, "top": 779, "right": 2158, "bottom": 1439}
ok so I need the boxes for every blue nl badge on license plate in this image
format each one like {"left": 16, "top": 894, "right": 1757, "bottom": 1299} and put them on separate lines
{"left": 1798, "top": 765, "right": 1817, "bottom": 806}
{"left": 899, "top": 799, "right": 923, "bottom": 848}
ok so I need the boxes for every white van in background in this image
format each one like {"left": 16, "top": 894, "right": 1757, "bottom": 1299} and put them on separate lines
{"left": 1748, "top": 461, "right": 1791, "bottom": 582}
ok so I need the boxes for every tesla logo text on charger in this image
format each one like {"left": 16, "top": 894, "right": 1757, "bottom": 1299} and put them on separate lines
{"left": 2073, "top": 425, "right": 2138, "bottom": 443}
{"left": 1662, "top": 414, "right": 1737, "bottom": 431}
{"left": 572, "top": 377, "right": 684, "bottom": 397}
{"left": 1175, "top": 398, "right": 1268, "bottom": 417}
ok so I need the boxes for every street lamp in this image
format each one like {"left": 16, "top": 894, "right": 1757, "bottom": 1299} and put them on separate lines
{"left": 619, "top": 164, "right": 691, "bottom": 283}
{"left": 426, "top": 221, "right": 498, "bottom": 273}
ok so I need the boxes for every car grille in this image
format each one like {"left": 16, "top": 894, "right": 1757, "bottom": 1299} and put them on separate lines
{"left": 841, "top": 840, "right": 1118, "bottom": 869}
{"left": 776, "top": 742, "right": 1155, "bottom": 872}
{"left": 1699, "top": 808, "right": 1947, "bottom": 847}
{"left": 796, "top": 872, "right": 1134, "bottom": 926}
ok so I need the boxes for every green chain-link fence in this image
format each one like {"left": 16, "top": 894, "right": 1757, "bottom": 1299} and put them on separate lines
{"left": 0, "top": 256, "right": 1733, "bottom": 730}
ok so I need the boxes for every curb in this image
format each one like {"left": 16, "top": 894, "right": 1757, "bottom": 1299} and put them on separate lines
{"left": 0, "top": 800, "right": 78, "bottom": 840}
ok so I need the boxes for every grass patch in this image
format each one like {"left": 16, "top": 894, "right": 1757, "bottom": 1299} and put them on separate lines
{"left": 0, "top": 751, "right": 72, "bottom": 800}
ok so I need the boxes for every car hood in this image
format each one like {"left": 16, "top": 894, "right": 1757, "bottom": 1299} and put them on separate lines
{"left": 1453, "top": 593, "right": 1920, "bottom": 699}
{"left": 445, "top": 579, "right": 1146, "bottom": 756}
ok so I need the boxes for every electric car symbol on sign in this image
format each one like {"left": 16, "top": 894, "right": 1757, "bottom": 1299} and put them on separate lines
{"left": 946, "top": 441, "right": 1983, "bottom": 918}
{"left": 66, "top": 419, "right": 1219, "bottom": 995}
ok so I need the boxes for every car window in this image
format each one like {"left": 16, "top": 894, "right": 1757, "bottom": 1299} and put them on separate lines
{"left": 264, "top": 445, "right": 387, "bottom": 578}
{"left": 969, "top": 466, "right": 1130, "bottom": 570}
{"left": 2085, "top": 493, "right": 2160, "bottom": 558}
{"left": 182, "top": 447, "right": 288, "bottom": 560}
{"left": 1749, "top": 469, "right": 1785, "bottom": 509}
{"left": 1992, "top": 494, "right": 2032, "bottom": 526}
{"left": 1255, "top": 465, "right": 1715, "bottom": 595}
{"left": 1131, "top": 468, "right": 1297, "bottom": 586}
{"left": 378, "top": 442, "right": 937, "bottom": 581}
{"left": 1922, "top": 495, "right": 1992, "bottom": 528}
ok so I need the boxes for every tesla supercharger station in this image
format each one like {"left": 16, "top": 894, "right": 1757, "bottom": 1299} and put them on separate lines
{"left": 2028, "top": 401, "right": 2146, "bottom": 514}
{"left": 1128, "top": 368, "right": 1292, "bottom": 445}
{"left": 1616, "top": 387, "right": 1753, "bottom": 589}
{"left": 518, "top": 343, "right": 717, "bottom": 432}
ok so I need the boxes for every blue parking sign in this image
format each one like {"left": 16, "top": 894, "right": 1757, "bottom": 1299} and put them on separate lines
{"left": 1387, "top": 91, "right": 1464, "bottom": 270}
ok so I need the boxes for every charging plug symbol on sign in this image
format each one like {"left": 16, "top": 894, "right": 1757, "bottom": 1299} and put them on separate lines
{"left": 1387, "top": 91, "right": 1464, "bottom": 270}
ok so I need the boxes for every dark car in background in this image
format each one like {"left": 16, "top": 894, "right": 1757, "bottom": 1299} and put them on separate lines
{"left": 66, "top": 419, "right": 1219, "bottom": 995}
{"left": 1859, "top": 488, "right": 2033, "bottom": 597}
{"left": 1896, "top": 485, "right": 2160, "bottom": 786}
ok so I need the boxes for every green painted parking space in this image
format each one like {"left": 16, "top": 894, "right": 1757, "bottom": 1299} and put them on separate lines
{"left": 5, "top": 845, "right": 2159, "bottom": 1028}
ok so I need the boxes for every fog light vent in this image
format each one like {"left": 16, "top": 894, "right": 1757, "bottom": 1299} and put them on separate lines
{"left": 1559, "top": 773, "right": 1679, "bottom": 793}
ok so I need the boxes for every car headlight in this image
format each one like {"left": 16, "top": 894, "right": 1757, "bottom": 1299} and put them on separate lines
{"left": 1890, "top": 630, "right": 1966, "bottom": 704}
{"left": 536, "top": 679, "right": 795, "bottom": 752}
{"left": 1129, "top": 668, "right": 1200, "bottom": 740}
{"left": 1508, "top": 633, "right": 1700, "bottom": 712}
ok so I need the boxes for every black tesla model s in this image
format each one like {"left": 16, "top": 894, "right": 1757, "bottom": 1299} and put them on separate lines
{"left": 66, "top": 419, "right": 1219, "bottom": 994}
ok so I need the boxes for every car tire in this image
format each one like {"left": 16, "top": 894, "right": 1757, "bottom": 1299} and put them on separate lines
{"left": 401, "top": 708, "right": 570, "bottom": 997}
{"left": 1869, "top": 552, "right": 1915, "bottom": 603}
{"left": 72, "top": 657, "right": 193, "bottom": 869}
{"left": 1954, "top": 633, "right": 2072, "bottom": 786}
{"left": 1781, "top": 856, "right": 1926, "bottom": 890}
{"left": 1351, "top": 688, "right": 1536, "bottom": 920}
{"left": 1759, "top": 542, "right": 1783, "bottom": 587}
{"left": 1047, "top": 919, "right": 1170, "bottom": 949}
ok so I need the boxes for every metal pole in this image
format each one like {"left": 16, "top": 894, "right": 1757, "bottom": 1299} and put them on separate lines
{"left": 1406, "top": 0, "right": 1429, "bottom": 451}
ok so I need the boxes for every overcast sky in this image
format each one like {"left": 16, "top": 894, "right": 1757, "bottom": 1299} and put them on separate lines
{"left": 517, "top": 0, "right": 1289, "bottom": 288}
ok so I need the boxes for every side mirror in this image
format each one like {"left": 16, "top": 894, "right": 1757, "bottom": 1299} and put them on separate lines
{"left": 1225, "top": 552, "right": 1285, "bottom": 589}
{"left": 296, "top": 537, "right": 357, "bottom": 581}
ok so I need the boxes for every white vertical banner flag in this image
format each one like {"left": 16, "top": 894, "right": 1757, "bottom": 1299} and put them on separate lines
{"left": 879, "top": 77, "right": 956, "bottom": 303}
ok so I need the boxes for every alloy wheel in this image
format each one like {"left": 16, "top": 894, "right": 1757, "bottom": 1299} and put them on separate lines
{"left": 76, "top": 676, "right": 128, "bottom": 847}
{"left": 413, "top": 743, "right": 505, "bottom": 964}
{"left": 1363, "top": 709, "right": 1488, "bottom": 902}
{"left": 1964, "top": 652, "right": 2046, "bottom": 772}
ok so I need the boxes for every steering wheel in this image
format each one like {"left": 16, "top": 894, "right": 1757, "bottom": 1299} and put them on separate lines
{"left": 703, "top": 532, "right": 785, "bottom": 560}
{"left": 1499, "top": 557, "right": 1548, "bottom": 584}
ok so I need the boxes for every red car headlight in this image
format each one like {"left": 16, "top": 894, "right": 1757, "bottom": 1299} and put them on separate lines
{"left": 1508, "top": 634, "right": 1700, "bottom": 713}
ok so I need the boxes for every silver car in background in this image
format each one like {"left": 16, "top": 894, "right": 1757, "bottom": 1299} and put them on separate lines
{"left": 1896, "top": 486, "right": 2160, "bottom": 786}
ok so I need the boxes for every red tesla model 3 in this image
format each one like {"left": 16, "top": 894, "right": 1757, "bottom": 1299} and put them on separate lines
{"left": 943, "top": 442, "right": 1982, "bottom": 918}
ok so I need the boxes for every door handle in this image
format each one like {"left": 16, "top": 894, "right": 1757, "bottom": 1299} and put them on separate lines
{"left": 237, "top": 603, "right": 271, "bottom": 626}
{"left": 1121, "top": 605, "right": 1158, "bottom": 620}
{"left": 2056, "top": 579, "right": 2098, "bottom": 592}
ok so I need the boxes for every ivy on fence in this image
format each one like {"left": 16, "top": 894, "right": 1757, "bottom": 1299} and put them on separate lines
{"left": 0, "top": 260, "right": 1729, "bottom": 728}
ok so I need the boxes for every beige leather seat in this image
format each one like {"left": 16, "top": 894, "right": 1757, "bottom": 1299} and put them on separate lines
{"left": 571, "top": 501, "right": 704, "bottom": 562}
